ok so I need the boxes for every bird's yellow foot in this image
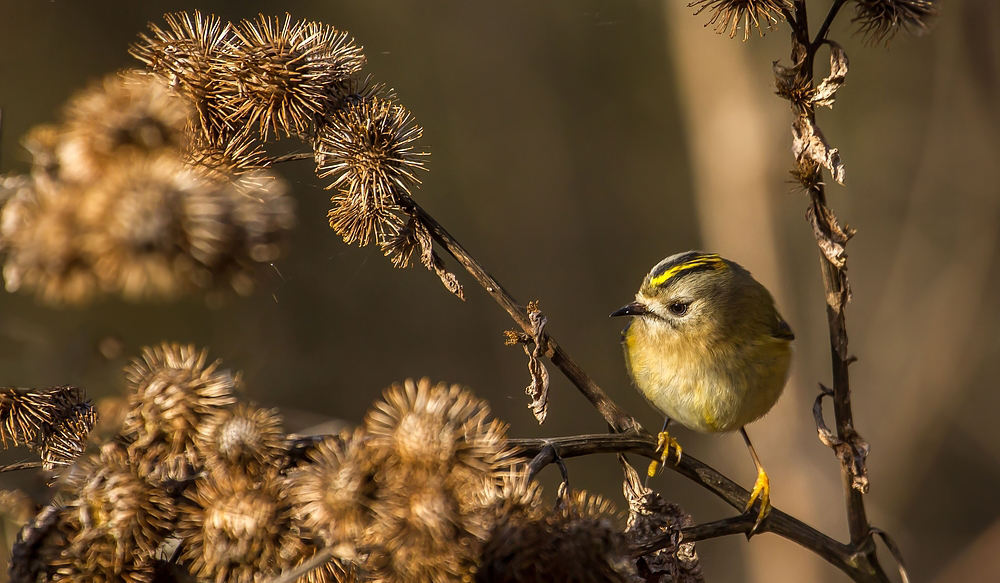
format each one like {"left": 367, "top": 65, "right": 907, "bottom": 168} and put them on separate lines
{"left": 647, "top": 431, "right": 683, "bottom": 478}
{"left": 744, "top": 466, "right": 771, "bottom": 534}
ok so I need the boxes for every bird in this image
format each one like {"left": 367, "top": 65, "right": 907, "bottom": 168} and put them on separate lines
{"left": 610, "top": 251, "right": 794, "bottom": 531}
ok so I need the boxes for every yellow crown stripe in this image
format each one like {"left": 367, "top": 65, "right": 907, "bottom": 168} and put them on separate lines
{"left": 649, "top": 254, "right": 726, "bottom": 287}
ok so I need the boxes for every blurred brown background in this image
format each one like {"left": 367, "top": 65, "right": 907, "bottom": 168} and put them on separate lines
{"left": 1, "top": 1, "right": 999, "bottom": 582}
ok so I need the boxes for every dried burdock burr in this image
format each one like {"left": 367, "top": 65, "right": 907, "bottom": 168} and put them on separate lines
{"left": 223, "top": 14, "right": 365, "bottom": 139}
{"left": 57, "top": 70, "right": 194, "bottom": 184}
{"left": 689, "top": 0, "right": 792, "bottom": 41}
{"left": 177, "top": 469, "right": 302, "bottom": 583}
{"left": 195, "top": 403, "right": 286, "bottom": 479}
{"left": 316, "top": 97, "right": 427, "bottom": 246}
{"left": 122, "top": 343, "right": 236, "bottom": 481}
{"left": 288, "top": 428, "right": 376, "bottom": 549}
{"left": 130, "top": 10, "right": 235, "bottom": 138}
{"left": 851, "top": 0, "right": 938, "bottom": 46}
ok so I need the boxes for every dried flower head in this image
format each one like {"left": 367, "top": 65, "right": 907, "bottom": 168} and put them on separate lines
{"left": 36, "top": 401, "right": 98, "bottom": 470}
{"left": 77, "top": 154, "right": 233, "bottom": 300}
{"left": 122, "top": 343, "right": 236, "bottom": 481}
{"left": 222, "top": 14, "right": 365, "bottom": 138}
{"left": 288, "top": 428, "right": 375, "bottom": 548}
{"left": 0, "top": 180, "right": 97, "bottom": 305}
{"left": 327, "top": 192, "right": 404, "bottom": 247}
{"left": 316, "top": 97, "right": 426, "bottom": 210}
{"left": 178, "top": 470, "right": 302, "bottom": 583}
{"left": 186, "top": 129, "right": 271, "bottom": 176}
{"left": 852, "top": 0, "right": 937, "bottom": 45}
{"left": 365, "top": 378, "right": 508, "bottom": 472}
{"left": 477, "top": 489, "right": 631, "bottom": 583}
{"left": 195, "top": 403, "right": 286, "bottom": 478}
{"left": 57, "top": 70, "right": 194, "bottom": 184}
{"left": 61, "top": 443, "right": 177, "bottom": 574}
{"left": 689, "top": 0, "right": 792, "bottom": 41}
{"left": 365, "top": 471, "right": 483, "bottom": 583}
{"left": 130, "top": 10, "right": 235, "bottom": 138}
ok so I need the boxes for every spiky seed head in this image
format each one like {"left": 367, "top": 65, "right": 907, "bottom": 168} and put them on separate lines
{"left": 379, "top": 217, "right": 420, "bottom": 268}
{"left": 688, "top": 0, "right": 792, "bottom": 41}
{"left": 36, "top": 401, "right": 98, "bottom": 470}
{"left": 61, "top": 442, "right": 176, "bottom": 575}
{"left": 852, "top": 0, "right": 938, "bottom": 46}
{"left": 178, "top": 470, "right": 303, "bottom": 583}
{"left": 327, "top": 192, "right": 404, "bottom": 247}
{"left": 130, "top": 11, "right": 235, "bottom": 138}
{"left": 365, "top": 378, "right": 507, "bottom": 472}
{"left": 222, "top": 14, "right": 365, "bottom": 138}
{"left": 77, "top": 154, "right": 235, "bottom": 300}
{"left": 0, "top": 181, "right": 98, "bottom": 305}
{"left": 195, "top": 403, "right": 286, "bottom": 478}
{"left": 288, "top": 428, "right": 376, "bottom": 548}
{"left": 57, "top": 70, "right": 193, "bottom": 184}
{"left": 122, "top": 343, "right": 236, "bottom": 481}
{"left": 315, "top": 98, "right": 426, "bottom": 211}
{"left": 477, "top": 489, "right": 631, "bottom": 583}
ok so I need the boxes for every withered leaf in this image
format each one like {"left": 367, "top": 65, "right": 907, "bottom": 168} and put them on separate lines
{"left": 805, "top": 200, "right": 854, "bottom": 269}
{"left": 411, "top": 216, "right": 464, "bottom": 300}
{"left": 620, "top": 456, "right": 703, "bottom": 583}
{"left": 792, "top": 114, "right": 845, "bottom": 184}
{"left": 523, "top": 303, "right": 550, "bottom": 424}
{"left": 812, "top": 41, "right": 849, "bottom": 108}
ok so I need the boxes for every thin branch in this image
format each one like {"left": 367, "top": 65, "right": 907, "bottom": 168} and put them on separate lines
{"left": 812, "top": 0, "right": 848, "bottom": 49}
{"left": 510, "top": 434, "right": 887, "bottom": 582}
{"left": 269, "top": 151, "right": 314, "bottom": 164}
{"left": 0, "top": 461, "right": 43, "bottom": 473}
{"left": 400, "top": 198, "right": 645, "bottom": 435}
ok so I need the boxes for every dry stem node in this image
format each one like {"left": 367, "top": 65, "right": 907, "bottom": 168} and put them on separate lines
{"left": 813, "top": 385, "right": 870, "bottom": 493}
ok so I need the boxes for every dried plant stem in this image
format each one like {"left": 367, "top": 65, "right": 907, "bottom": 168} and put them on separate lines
{"left": 510, "top": 434, "right": 887, "bottom": 582}
{"left": 400, "top": 198, "right": 644, "bottom": 435}
{"left": 788, "top": 1, "right": 874, "bottom": 547}
{"left": 0, "top": 461, "right": 43, "bottom": 473}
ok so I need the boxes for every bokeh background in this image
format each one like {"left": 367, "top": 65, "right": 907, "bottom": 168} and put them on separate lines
{"left": 1, "top": 1, "right": 999, "bottom": 582}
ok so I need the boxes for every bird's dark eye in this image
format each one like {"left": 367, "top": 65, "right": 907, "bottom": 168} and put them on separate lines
{"left": 668, "top": 302, "right": 690, "bottom": 316}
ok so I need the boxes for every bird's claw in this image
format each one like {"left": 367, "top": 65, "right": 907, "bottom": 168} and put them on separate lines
{"left": 647, "top": 430, "right": 683, "bottom": 478}
{"left": 744, "top": 466, "right": 771, "bottom": 535}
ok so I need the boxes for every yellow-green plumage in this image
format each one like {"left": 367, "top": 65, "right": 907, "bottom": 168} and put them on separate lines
{"left": 617, "top": 251, "right": 793, "bottom": 435}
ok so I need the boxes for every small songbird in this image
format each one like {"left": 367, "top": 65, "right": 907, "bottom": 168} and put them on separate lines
{"left": 611, "top": 251, "right": 793, "bottom": 531}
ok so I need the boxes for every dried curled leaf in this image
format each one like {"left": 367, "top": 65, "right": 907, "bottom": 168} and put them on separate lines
{"left": 380, "top": 209, "right": 467, "bottom": 298}
{"left": 792, "top": 114, "right": 845, "bottom": 185}
{"left": 813, "top": 386, "right": 869, "bottom": 493}
{"left": 621, "top": 456, "right": 704, "bottom": 583}
{"left": 805, "top": 200, "right": 855, "bottom": 270}
{"left": 812, "top": 42, "right": 849, "bottom": 108}
{"left": 509, "top": 301, "right": 551, "bottom": 424}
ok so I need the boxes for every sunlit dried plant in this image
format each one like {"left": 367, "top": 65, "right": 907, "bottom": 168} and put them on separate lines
{"left": 223, "top": 14, "right": 365, "bottom": 138}
{"left": 289, "top": 428, "right": 376, "bottom": 549}
{"left": 317, "top": 98, "right": 427, "bottom": 246}
{"left": 0, "top": 385, "right": 96, "bottom": 470}
{"left": 122, "top": 342, "right": 236, "bottom": 481}
{"left": 178, "top": 469, "right": 303, "bottom": 583}
{"left": 130, "top": 10, "right": 234, "bottom": 138}
{"left": 195, "top": 402, "right": 286, "bottom": 478}
{"left": 57, "top": 70, "right": 194, "bottom": 184}
{"left": 852, "top": 0, "right": 938, "bottom": 45}
{"left": 689, "top": 0, "right": 792, "bottom": 41}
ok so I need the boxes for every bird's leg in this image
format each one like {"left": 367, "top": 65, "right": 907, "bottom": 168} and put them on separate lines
{"left": 740, "top": 427, "right": 771, "bottom": 534}
{"left": 647, "top": 417, "right": 683, "bottom": 479}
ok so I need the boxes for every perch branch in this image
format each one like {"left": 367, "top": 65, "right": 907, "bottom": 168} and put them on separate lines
{"left": 400, "top": 198, "right": 644, "bottom": 435}
{"left": 510, "top": 434, "right": 887, "bottom": 583}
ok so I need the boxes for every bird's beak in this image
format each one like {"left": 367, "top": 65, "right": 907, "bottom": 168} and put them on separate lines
{"left": 610, "top": 301, "right": 647, "bottom": 317}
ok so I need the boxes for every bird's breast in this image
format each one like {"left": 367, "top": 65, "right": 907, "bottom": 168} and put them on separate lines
{"left": 623, "top": 320, "right": 791, "bottom": 433}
